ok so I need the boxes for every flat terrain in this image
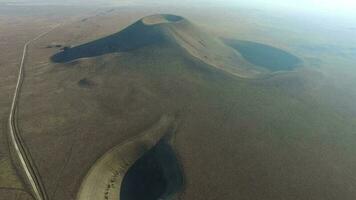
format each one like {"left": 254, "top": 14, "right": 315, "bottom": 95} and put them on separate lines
{"left": 0, "top": 8, "right": 57, "bottom": 200}
{"left": 0, "top": 5, "right": 104, "bottom": 199}
{"left": 1, "top": 3, "right": 356, "bottom": 200}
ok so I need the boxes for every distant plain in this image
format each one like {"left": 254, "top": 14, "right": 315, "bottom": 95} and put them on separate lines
{"left": 1, "top": 2, "right": 356, "bottom": 200}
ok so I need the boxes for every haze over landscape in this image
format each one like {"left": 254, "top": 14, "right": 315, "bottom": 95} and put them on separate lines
{"left": 0, "top": 1, "right": 356, "bottom": 200}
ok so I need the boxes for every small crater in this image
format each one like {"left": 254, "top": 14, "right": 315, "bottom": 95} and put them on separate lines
{"left": 142, "top": 14, "right": 184, "bottom": 26}
{"left": 78, "top": 78, "right": 95, "bottom": 88}
{"left": 162, "top": 14, "right": 183, "bottom": 23}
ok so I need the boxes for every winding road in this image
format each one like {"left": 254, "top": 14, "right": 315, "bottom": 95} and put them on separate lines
{"left": 8, "top": 25, "right": 59, "bottom": 200}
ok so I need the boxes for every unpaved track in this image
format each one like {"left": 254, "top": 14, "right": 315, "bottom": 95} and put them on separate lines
{"left": 8, "top": 25, "right": 59, "bottom": 200}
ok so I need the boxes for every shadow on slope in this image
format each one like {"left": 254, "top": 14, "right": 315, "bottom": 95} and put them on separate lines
{"left": 120, "top": 138, "right": 183, "bottom": 200}
{"left": 51, "top": 14, "right": 266, "bottom": 78}
{"left": 224, "top": 39, "right": 302, "bottom": 72}
{"left": 51, "top": 20, "right": 166, "bottom": 63}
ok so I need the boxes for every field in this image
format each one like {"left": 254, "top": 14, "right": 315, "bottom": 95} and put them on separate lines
{"left": 1, "top": 2, "right": 356, "bottom": 200}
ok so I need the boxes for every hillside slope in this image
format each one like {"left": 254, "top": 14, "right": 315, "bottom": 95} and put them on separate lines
{"left": 15, "top": 14, "right": 356, "bottom": 200}
{"left": 52, "top": 14, "right": 265, "bottom": 78}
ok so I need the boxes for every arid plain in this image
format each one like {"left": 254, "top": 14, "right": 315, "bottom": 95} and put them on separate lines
{"left": 1, "top": 3, "right": 356, "bottom": 200}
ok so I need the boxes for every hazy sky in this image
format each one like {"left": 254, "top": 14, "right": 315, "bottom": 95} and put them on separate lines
{"left": 167, "top": 0, "right": 356, "bottom": 17}
{"left": 1, "top": 0, "right": 356, "bottom": 18}
{"left": 132, "top": 0, "right": 353, "bottom": 18}
{"left": 239, "top": 0, "right": 356, "bottom": 15}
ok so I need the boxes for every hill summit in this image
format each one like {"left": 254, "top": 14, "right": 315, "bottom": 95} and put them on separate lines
{"left": 51, "top": 14, "right": 265, "bottom": 78}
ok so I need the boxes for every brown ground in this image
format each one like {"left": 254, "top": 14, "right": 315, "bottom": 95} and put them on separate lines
{"left": 0, "top": 5, "right": 103, "bottom": 199}
{"left": 0, "top": 10, "right": 55, "bottom": 199}
{"left": 1, "top": 4, "right": 356, "bottom": 200}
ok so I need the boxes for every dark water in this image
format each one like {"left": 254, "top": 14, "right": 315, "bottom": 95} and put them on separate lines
{"left": 120, "top": 140, "right": 183, "bottom": 200}
{"left": 225, "top": 39, "right": 302, "bottom": 72}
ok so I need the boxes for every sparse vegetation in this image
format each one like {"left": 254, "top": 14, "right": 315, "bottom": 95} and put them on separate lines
{"left": 1, "top": 4, "right": 356, "bottom": 200}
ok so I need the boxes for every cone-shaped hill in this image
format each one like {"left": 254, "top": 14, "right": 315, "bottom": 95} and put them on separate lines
{"left": 51, "top": 14, "right": 266, "bottom": 78}
{"left": 18, "top": 13, "right": 356, "bottom": 200}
